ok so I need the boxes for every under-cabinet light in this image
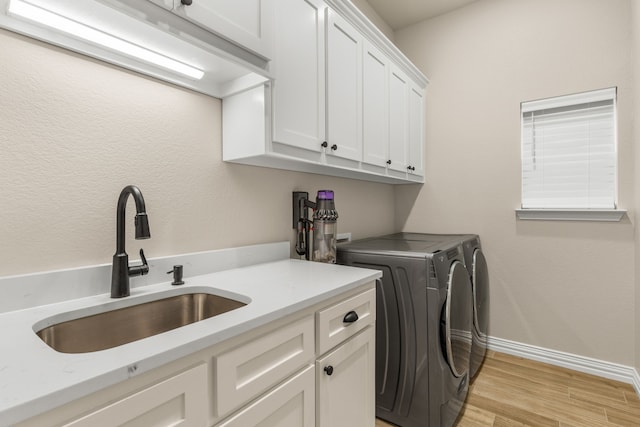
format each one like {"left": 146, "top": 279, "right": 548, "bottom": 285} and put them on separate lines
{"left": 8, "top": 0, "right": 205, "bottom": 80}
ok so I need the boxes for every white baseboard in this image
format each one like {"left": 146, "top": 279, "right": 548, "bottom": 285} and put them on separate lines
{"left": 487, "top": 336, "right": 640, "bottom": 398}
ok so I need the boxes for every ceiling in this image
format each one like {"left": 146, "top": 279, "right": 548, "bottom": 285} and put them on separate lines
{"left": 365, "top": 0, "right": 479, "bottom": 30}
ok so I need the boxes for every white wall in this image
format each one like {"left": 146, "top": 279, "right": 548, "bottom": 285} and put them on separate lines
{"left": 633, "top": 1, "right": 640, "bottom": 374}
{"left": 394, "top": 0, "right": 636, "bottom": 365}
{"left": 350, "top": 0, "right": 395, "bottom": 41}
{"left": 0, "top": 29, "right": 397, "bottom": 277}
{"left": 2, "top": 0, "right": 637, "bottom": 370}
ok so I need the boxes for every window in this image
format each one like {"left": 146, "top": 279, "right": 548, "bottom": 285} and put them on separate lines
{"left": 518, "top": 87, "right": 623, "bottom": 221}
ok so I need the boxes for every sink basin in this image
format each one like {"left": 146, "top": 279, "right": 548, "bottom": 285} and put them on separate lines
{"left": 36, "top": 293, "right": 247, "bottom": 353}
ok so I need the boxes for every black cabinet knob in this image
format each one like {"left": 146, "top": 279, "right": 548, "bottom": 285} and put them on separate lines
{"left": 331, "top": 144, "right": 338, "bottom": 151}
{"left": 321, "top": 141, "right": 328, "bottom": 148}
{"left": 343, "top": 310, "right": 359, "bottom": 323}
{"left": 181, "top": 0, "right": 193, "bottom": 5}
{"left": 324, "top": 365, "right": 334, "bottom": 376}
{"left": 386, "top": 160, "right": 392, "bottom": 165}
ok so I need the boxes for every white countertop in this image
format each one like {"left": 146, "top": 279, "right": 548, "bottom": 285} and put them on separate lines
{"left": 0, "top": 248, "right": 380, "bottom": 425}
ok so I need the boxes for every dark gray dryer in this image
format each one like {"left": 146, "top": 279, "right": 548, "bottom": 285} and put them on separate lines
{"left": 459, "top": 235, "right": 489, "bottom": 380}
{"left": 337, "top": 236, "right": 473, "bottom": 427}
{"left": 384, "top": 233, "right": 490, "bottom": 380}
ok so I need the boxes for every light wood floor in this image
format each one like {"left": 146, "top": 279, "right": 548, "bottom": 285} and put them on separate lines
{"left": 375, "top": 350, "right": 640, "bottom": 427}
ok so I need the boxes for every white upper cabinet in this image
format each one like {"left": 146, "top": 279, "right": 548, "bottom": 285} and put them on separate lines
{"left": 223, "top": 0, "right": 428, "bottom": 184}
{"left": 326, "top": 8, "right": 363, "bottom": 163}
{"left": 272, "top": 0, "right": 326, "bottom": 153}
{"left": 171, "top": 0, "right": 274, "bottom": 59}
{"left": 387, "top": 64, "right": 426, "bottom": 178}
{"left": 148, "top": 0, "right": 173, "bottom": 9}
{"left": 0, "top": 0, "right": 427, "bottom": 183}
{"left": 0, "top": 0, "right": 272, "bottom": 98}
{"left": 388, "top": 64, "right": 409, "bottom": 173}
{"left": 408, "top": 83, "right": 425, "bottom": 176}
{"left": 362, "top": 40, "right": 390, "bottom": 168}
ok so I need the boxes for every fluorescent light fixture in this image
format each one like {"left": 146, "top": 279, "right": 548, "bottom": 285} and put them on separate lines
{"left": 8, "top": 0, "right": 205, "bottom": 80}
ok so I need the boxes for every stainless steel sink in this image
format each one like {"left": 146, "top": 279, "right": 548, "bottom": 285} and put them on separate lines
{"left": 36, "top": 293, "right": 247, "bottom": 353}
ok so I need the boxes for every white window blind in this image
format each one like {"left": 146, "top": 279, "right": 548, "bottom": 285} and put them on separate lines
{"left": 521, "top": 87, "right": 617, "bottom": 210}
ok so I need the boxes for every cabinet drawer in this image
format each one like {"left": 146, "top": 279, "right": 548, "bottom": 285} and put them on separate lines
{"left": 317, "top": 287, "right": 376, "bottom": 355}
{"left": 65, "top": 364, "right": 207, "bottom": 427}
{"left": 216, "top": 365, "right": 314, "bottom": 427}
{"left": 214, "top": 315, "right": 315, "bottom": 418}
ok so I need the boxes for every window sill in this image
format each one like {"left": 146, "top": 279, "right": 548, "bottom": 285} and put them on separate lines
{"left": 515, "top": 209, "right": 627, "bottom": 222}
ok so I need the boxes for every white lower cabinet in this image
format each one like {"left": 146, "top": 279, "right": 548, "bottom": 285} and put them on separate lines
{"left": 315, "top": 287, "right": 376, "bottom": 427}
{"left": 316, "top": 327, "right": 375, "bottom": 427}
{"left": 212, "top": 315, "right": 315, "bottom": 418}
{"left": 316, "top": 287, "right": 376, "bottom": 355}
{"left": 65, "top": 364, "right": 208, "bottom": 427}
{"left": 215, "top": 366, "right": 315, "bottom": 427}
{"left": 17, "top": 284, "right": 376, "bottom": 427}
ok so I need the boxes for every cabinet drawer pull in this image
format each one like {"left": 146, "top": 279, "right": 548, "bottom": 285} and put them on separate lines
{"left": 181, "top": 0, "right": 193, "bottom": 5}
{"left": 331, "top": 144, "right": 338, "bottom": 151}
{"left": 321, "top": 141, "right": 328, "bottom": 148}
{"left": 386, "top": 160, "right": 391, "bottom": 165}
{"left": 324, "top": 365, "right": 334, "bottom": 376}
{"left": 343, "top": 311, "right": 359, "bottom": 324}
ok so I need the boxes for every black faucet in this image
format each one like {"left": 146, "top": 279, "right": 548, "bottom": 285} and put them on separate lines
{"left": 111, "top": 185, "right": 151, "bottom": 298}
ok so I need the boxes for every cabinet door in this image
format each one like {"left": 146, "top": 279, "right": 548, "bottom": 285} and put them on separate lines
{"left": 272, "top": 0, "right": 326, "bottom": 153}
{"left": 172, "top": 0, "right": 273, "bottom": 58}
{"left": 326, "top": 9, "right": 362, "bottom": 162}
{"left": 316, "top": 327, "right": 375, "bottom": 427}
{"left": 64, "top": 364, "right": 207, "bottom": 427}
{"left": 214, "top": 315, "right": 315, "bottom": 419}
{"left": 388, "top": 65, "right": 409, "bottom": 173}
{"left": 362, "top": 40, "right": 389, "bottom": 168}
{"left": 216, "top": 366, "right": 315, "bottom": 427}
{"left": 408, "top": 83, "right": 425, "bottom": 176}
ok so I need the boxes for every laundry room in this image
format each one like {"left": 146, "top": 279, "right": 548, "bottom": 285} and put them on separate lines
{"left": 0, "top": 0, "right": 639, "bottom": 426}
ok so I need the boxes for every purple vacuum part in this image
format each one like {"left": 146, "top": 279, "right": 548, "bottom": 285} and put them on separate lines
{"left": 317, "top": 190, "right": 334, "bottom": 200}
